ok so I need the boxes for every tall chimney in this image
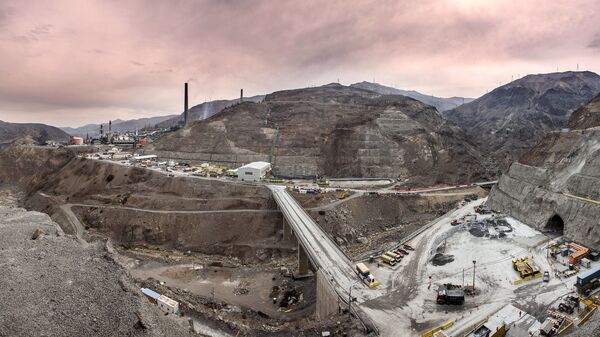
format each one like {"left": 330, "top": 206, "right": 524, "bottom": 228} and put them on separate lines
{"left": 100, "top": 124, "right": 103, "bottom": 136}
{"left": 109, "top": 120, "right": 112, "bottom": 133}
{"left": 240, "top": 88, "right": 243, "bottom": 103}
{"left": 184, "top": 82, "right": 189, "bottom": 126}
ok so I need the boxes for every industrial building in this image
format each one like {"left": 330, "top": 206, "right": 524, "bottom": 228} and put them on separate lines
{"left": 237, "top": 161, "right": 271, "bottom": 182}
{"left": 141, "top": 288, "right": 180, "bottom": 316}
{"left": 129, "top": 154, "right": 157, "bottom": 164}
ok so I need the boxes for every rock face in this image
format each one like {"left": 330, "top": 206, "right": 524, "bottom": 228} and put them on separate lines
{"left": 444, "top": 71, "right": 600, "bottom": 168}
{"left": 0, "top": 120, "right": 71, "bottom": 145}
{"left": 157, "top": 95, "right": 265, "bottom": 129}
{"left": 350, "top": 81, "right": 473, "bottom": 112}
{"left": 566, "top": 93, "right": 600, "bottom": 130}
{"left": 147, "top": 84, "right": 488, "bottom": 184}
{"left": 487, "top": 104, "right": 600, "bottom": 249}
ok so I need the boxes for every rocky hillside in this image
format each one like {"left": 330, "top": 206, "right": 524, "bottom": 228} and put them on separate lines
{"left": 444, "top": 71, "right": 600, "bottom": 167}
{"left": 146, "top": 84, "right": 489, "bottom": 184}
{"left": 565, "top": 93, "right": 600, "bottom": 130}
{"left": 0, "top": 188, "right": 195, "bottom": 337}
{"left": 157, "top": 95, "right": 265, "bottom": 129}
{"left": 487, "top": 96, "right": 600, "bottom": 249}
{"left": 351, "top": 81, "right": 472, "bottom": 112}
{"left": 0, "top": 120, "right": 71, "bottom": 145}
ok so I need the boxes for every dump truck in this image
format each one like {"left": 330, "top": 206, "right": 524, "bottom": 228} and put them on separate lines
{"left": 380, "top": 254, "right": 397, "bottom": 266}
{"left": 436, "top": 289, "right": 465, "bottom": 305}
{"left": 575, "top": 265, "right": 600, "bottom": 295}
{"left": 385, "top": 251, "right": 402, "bottom": 261}
{"left": 355, "top": 262, "right": 381, "bottom": 288}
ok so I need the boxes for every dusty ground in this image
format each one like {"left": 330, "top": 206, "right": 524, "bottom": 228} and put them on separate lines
{"left": 355, "top": 198, "right": 599, "bottom": 336}
{"left": 0, "top": 186, "right": 195, "bottom": 337}
{"left": 293, "top": 186, "right": 487, "bottom": 258}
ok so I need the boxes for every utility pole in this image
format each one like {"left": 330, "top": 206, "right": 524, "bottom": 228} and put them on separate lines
{"left": 472, "top": 260, "right": 477, "bottom": 290}
{"left": 462, "top": 268, "right": 465, "bottom": 287}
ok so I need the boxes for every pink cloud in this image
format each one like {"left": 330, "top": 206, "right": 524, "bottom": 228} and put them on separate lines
{"left": 0, "top": 0, "right": 599, "bottom": 126}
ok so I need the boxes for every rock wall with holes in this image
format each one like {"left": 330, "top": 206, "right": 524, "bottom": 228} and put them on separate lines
{"left": 487, "top": 128, "right": 600, "bottom": 249}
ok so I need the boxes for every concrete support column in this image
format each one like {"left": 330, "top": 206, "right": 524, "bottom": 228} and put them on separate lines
{"left": 283, "top": 216, "right": 291, "bottom": 241}
{"left": 298, "top": 243, "right": 309, "bottom": 276}
{"left": 315, "top": 269, "right": 339, "bottom": 320}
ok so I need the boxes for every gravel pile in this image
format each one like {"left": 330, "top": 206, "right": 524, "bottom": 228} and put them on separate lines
{"left": 0, "top": 193, "right": 195, "bottom": 337}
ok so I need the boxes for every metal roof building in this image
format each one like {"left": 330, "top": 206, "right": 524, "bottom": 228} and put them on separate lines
{"left": 237, "top": 161, "right": 271, "bottom": 182}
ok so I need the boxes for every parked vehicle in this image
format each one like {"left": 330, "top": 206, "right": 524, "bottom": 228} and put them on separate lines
{"left": 380, "top": 254, "right": 397, "bottom": 266}
{"left": 355, "top": 263, "right": 381, "bottom": 288}
{"left": 403, "top": 243, "right": 415, "bottom": 251}
{"left": 436, "top": 289, "right": 465, "bottom": 305}
{"left": 543, "top": 271, "right": 550, "bottom": 282}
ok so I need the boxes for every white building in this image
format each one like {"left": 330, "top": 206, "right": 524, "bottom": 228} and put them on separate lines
{"left": 129, "top": 154, "right": 157, "bottom": 164}
{"left": 237, "top": 161, "right": 271, "bottom": 182}
{"left": 157, "top": 295, "right": 180, "bottom": 316}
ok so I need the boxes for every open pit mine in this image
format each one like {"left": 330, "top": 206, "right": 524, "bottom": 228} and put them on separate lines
{"left": 2, "top": 77, "right": 600, "bottom": 337}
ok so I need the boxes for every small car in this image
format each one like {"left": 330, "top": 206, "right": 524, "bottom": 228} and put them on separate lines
{"left": 543, "top": 271, "right": 550, "bottom": 282}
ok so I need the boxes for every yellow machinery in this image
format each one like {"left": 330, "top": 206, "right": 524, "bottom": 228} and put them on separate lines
{"left": 317, "top": 179, "right": 329, "bottom": 187}
{"left": 512, "top": 257, "right": 542, "bottom": 279}
{"left": 337, "top": 191, "right": 350, "bottom": 199}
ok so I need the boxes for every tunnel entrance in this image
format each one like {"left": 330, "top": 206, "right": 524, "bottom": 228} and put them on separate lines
{"left": 545, "top": 214, "right": 564, "bottom": 234}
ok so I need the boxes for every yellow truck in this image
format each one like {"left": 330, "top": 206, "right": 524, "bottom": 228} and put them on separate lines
{"left": 380, "top": 254, "right": 397, "bottom": 266}
{"left": 355, "top": 263, "right": 381, "bottom": 288}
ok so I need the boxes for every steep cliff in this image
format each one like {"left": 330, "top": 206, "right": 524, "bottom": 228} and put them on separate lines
{"left": 444, "top": 71, "right": 600, "bottom": 168}
{"left": 146, "top": 84, "right": 489, "bottom": 184}
{"left": 487, "top": 104, "right": 600, "bottom": 248}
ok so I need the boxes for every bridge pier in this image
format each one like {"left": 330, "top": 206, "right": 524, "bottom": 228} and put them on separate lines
{"left": 283, "top": 216, "right": 291, "bottom": 241}
{"left": 298, "top": 243, "right": 310, "bottom": 276}
{"left": 315, "top": 269, "right": 340, "bottom": 320}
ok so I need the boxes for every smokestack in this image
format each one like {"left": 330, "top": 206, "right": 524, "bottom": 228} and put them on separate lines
{"left": 184, "top": 82, "right": 189, "bottom": 126}
{"left": 240, "top": 88, "right": 243, "bottom": 103}
{"left": 100, "top": 124, "right": 103, "bottom": 136}
{"left": 109, "top": 120, "right": 112, "bottom": 133}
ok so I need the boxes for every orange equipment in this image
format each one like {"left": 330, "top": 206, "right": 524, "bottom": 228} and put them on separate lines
{"left": 568, "top": 242, "right": 589, "bottom": 265}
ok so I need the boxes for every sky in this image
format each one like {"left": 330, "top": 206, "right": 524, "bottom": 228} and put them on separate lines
{"left": 1, "top": 0, "right": 600, "bottom": 127}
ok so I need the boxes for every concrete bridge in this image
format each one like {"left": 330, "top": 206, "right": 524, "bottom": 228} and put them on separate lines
{"left": 269, "top": 185, "right": 378, "bottom": 332}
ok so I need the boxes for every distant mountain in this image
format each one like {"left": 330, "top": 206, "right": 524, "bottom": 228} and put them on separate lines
{"left": 444, "top": 71, "right": 600, "bottom": 167}
{"left": 61, "top": 115, "right": 178, "bottom": 137}
{"left": 0, "top": 120, "right": 71, "bottom": 145}
{"left": 145, "top": 83, "right": 489, "bottom": 184}
{"left": 350, "top": 81, "right": 473, "bottom": 112}
{"left": 156, "top": 95, "right": 265, "bottom": 128}
{"left": 566, "top": 93, "right": 600, "bottom": 130}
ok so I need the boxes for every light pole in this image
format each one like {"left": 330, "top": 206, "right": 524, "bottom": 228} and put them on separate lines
{"left": 472, "top": 260, "right": 477, "bottom": 291}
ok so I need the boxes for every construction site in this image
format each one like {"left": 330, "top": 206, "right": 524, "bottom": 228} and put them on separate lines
{"left": 2, "top": 6, "right": 600, "bottom": 334}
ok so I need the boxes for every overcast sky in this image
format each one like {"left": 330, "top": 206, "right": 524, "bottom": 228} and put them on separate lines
{"left": 1, "top": 0, "right": 600, "bottom": 127}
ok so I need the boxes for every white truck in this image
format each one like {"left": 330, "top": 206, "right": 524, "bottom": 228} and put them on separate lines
{"left": 356, "top": 262, "right": 381, "bottom": 288}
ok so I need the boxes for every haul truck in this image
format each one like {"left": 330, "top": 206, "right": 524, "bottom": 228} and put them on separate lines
{"left": 380, "top": 254, "right": 397, "bottom": 266}
{"left": 355, "top": 263, "right": 381, "bottom": 288}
